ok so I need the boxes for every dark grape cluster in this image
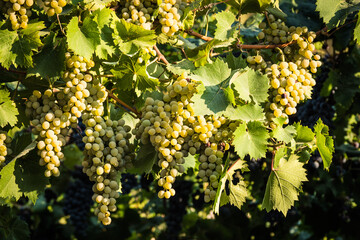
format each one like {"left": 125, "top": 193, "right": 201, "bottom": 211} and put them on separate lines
{"left": 69, "top": 118, "right": 86, "bottom": 151}
{"left": 63, "top": 167, "right": 93, "bottom": 238}
{"left": 165, "top": 180, "right": 193, "bottom": 240}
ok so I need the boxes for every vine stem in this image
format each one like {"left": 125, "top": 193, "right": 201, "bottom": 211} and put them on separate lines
{"left": 106, "top": 90, "right": 141, "bottom": 118}
{"left": 57, "top": 14, "right": 66, "bottom": 35}
{"left": 185, "top": 29, "right": 296, "bottom": 49}
{"left": 153, "top": 45, "right": 169, "bottom": 65}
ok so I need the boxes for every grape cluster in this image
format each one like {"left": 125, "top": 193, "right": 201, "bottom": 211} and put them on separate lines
{"left": 25, "top": 89, "right": 70, "bottom": 177}
{"left": 116, "top": 0, "right": 186, "bottom": 35}
{"left": 82, "top": 115, "right": 134, "bottom": 225}
{"left": 249, "top": 14, "right": 321, "bottom": 126}
{"left": 0, "top": 0, "right": 34, "bottom": 30}
{"left": 165, "top": 180, "right": 192, "bottom": 240}
{"left": 158, "top": 0, "right": 185, "bottom": 36}
{"left": 43, "top": 0, "right": 67, "bottom": 16}
{"left": 63, "top": 52, "right": 96, "bottom": 128}
{"left": 186, "top": 118, "right": 235, "bottom": 202}
{"left": 134, "top": 73, "right": 198, "bottom": 199}
{"left": 63, "top": 168, "right": 93, "bottom": 238}
{"left": 0, "top": 132, "right": 12, "bottom": 168}
{"left": 117, "top": 0, "right": 157, "bottom": 30}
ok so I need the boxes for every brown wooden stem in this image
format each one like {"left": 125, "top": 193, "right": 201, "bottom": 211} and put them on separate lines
{"left": 153, "top": 45, "right": 169, "bottom": 65}
{"left": 106, "top": 90, "right": 141, "bottom": 118}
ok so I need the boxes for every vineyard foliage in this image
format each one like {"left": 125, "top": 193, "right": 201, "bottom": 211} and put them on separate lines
{"left": 1, "top": 0, "right": 360, "bottom": 239}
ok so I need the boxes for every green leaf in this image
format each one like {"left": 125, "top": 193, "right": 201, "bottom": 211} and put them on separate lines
{"left": 93, "top": 8, "right": 116, "bottom": 59}
{"left": 0, "top": 141, "right": 49, "bottom": 203}
{"left": 214, "top": 160, "right": 248, "bottom": 214}
{"left": 191, "top": 58, "right": 231, "bottom": 86}
{"left": 0, "top": 22, "right": 45, "bottom": 69}
{"left": 262, "top": 155, "right": 308, "bottom": 216}
{"left": 186, "top": 39, "right": 233, "bottom": 67}
{"left": 131, "top": 143, "right": 158, "bottom": 174}
{"left": 316, "top": 0, "right": 344, "bottom": 23}
{"left": 214, "top": 11, "right": 236, "bottom": 41}
{"left": 114, "top": 19, "right": 156, "bottom": 55}
{"left": 182, "top": 154, "right": 196, "bottom": 174}
{"left": 272, "top": 118, "right": 296, "bottom": 143}
{"left": 111, "top": 55, "right": 159, "bottom": 91}
{"left": 0, "top": 160, "right": 22, "bottom": 201}
{"left": 354, "top": 12, "right": 360, "bottom": 45}
{"left": 0, "top": 213, "right": 30, "bottom": 240}
{"left": 0, "top": 88, "right": 18, "bottom": 127}
{"left": 233, "top": 121, "right": 269, "bottom": 159}
{"left": 220, "top": 104, "right": 265, "bottom": 122}
{"left": 190, "top": 59, "right": 232, "bottom": 115}
{"left": 166, "top": 59, "right": 195, "bottom": 75}
{"left": 0, "top": 28, "right": 17, "bottom": 69}
{"left": 28, "top": 34, "right": 66, "bottom": 78}
{"left": 230, "top": 68, "right": 269, "bottom": 104}
{"left": 66, "top": 16, "right": 101, "bottom": 60}
{"left": 314, "top": 119, "right": 334, "bottom": 170}
{"left": 63, "top": 144, "right": 84, "bottom": 169}
{"left": 224, "top": 54, "right": 247, "bottom": 71}
{"left": 294, "top": 122, "right": 315, "bottom": 142}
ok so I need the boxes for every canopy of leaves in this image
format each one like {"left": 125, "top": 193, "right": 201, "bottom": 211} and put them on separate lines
{"left": 0, "top": 89, "right": 18, "bottom": 128}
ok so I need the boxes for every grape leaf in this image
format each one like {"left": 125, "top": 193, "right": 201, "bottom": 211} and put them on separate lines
{"left": 93, "top": 8, "right": 116, "bottom": 59}
{"left": 0, "top": 88, "right": 19, "bottom": 127}
{"left": 262, "top": 155, "right": 308, "bottom": 216}
{"left": 233, "top": 121, "right": 269, "bottom": 159}
{"left": 28, "top": 34, "right": 66, "bottom": 78}
{"left": 354, "top": 12, "right": 360, "bottom": 45}
{"left": 131, "top": 143, "right": 158, "bottom": 174}
{"left": 220, "top": 104, "right": 265, "bottom": 122}
{"left": 190, "top": 59, "right": 233, "bottom": 115}
{"left": 191, "top": 82, "right": 230, "bottom": 116}
{"left": 224, "top": 54, "right": 247, "bottom": 71}
{"left": 67, "top": 16, "right": 101, "bottom": 60}
{"left": 0, "top": 22, "right": 45, "bottom": 69}
{"left": 314, "top": 119, "right": 334, "bottom": 170}
{"left": 111, "top": 55, "right": 159, "bottom": 91}
{"left": 114, "top": 19, "right": 156, "bottom": 55}
{"left": 294, "top": 122, "right": 315, "bottom": 142}
{"left": 166, "top": 59, "right": 195, "bottom": 75}
{"left": 0, "top": 141, "right": 48, "bottom": 203}
{"left": 214, "top": 160, "right": 248, "bottom": 214}
{"left": 186, "top": 39, "right": 233, "bottom": 67}
{"left": 214, "top": 11, "right": 236, "bottom": 41}
{"left": 272, "top": 118, "right": 296, "bottom": 143}
{"left": 191, "top": 58, "right": 231, "bottom": 86}
{"left": 63, "top": 144, "right": 84, "bottom": 169}
{"left": 0, "top": 27, "right": 17, "bottom": 69}
{"left": 316, "top": 0, "right": 344, "bottom": 23}
{"left": 0, "top": 211, "right": 30, "bottom": 240}
{"left": 182, "top": 154, "right": 196, "bottom": 174}
{"left": 230, "top": 68, "right": 269, "bottom": 104}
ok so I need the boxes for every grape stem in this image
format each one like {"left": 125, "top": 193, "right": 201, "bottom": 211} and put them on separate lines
{"left": 106, "top": 90, "right": 141, "bottom": 118}
{"left": 57, "top": 14, "right": 66, "bottom": 35}
{"left": 192, "top": 0, "right": 231, "bottom": 12}
{"left": 185, "top": 29, "right": 296, "bottom": 49}
{"left": 153, "top": 45, "right": 169, "bottom": 65}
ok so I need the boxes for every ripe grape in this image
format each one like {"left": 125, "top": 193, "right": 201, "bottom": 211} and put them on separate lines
{"left": 43, "top": 0, "right": 67, "bottom": 16}
{"left": 0, "top": 132, "right": 12, "bottom": 169}
{"left": 0, "top": 0, "right": 34, "bottom": 30}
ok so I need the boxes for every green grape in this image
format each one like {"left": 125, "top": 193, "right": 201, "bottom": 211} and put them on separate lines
{"left": 82, "top": 115, "right": 134, "bottom": 225}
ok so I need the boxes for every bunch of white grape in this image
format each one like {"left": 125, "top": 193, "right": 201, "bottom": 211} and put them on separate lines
{"left": 62, "top": 52, "right": 96, "bottom": 128}
{"left": 158, "top": 0, "right": 186, "bottom": 36}
{"left": 25, "top": 89, "right": 71, "bottom": 177}
{"left": 0, "top": 132, "right": 12, "bottom": 169}
{"left": 117, "top": 0, "right": 157, "bottom": 30}
{"left": 81, "top": 115, "right": 134, "bottom": 225}
{"left": 134, "top": 73, "right": 199, "bottom": 198}
{"left": 0, "top": 0, "right": 34, "bottom": 30}
{"left": 249, "top": 14, "right": 321, "bottom": 126}
{"left": 43, "top": 0, "right": 67, "bottom": 16}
